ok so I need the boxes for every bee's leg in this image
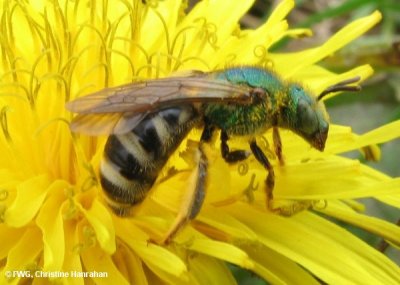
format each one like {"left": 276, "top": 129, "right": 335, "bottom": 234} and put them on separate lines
{"left": 251, "top": 139, "right": 314, "bottom": 215}
{"left": 273, "top": 127, "right": 284, "bottom": 165}
{"left": 221, "top": 130, "right": 250, "bottom": 163}
{"left": 250, "top": 140, "right": 275, "bottom": 208}
{"left": 160, "top": 144, "right": 208, "bottom": 244}
{"left": 200, "top": 121, "right": 215, "bottom": 142}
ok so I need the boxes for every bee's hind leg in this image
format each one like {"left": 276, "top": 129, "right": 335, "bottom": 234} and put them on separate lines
{"left": 160, "top": 144, "right": 208, "bottom": 244}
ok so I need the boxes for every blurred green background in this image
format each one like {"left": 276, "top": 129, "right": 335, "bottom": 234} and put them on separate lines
{"left": 189, "top": 0, "right": 400, "bottom": 283}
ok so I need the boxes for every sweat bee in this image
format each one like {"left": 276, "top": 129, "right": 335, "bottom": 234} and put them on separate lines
{"left": 66, "top": 66, "right": 361, "bottom": 243}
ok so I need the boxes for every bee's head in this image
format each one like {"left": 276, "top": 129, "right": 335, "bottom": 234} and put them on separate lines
{"left": 282, "top": 77, "right": 361, "bottom": 151}
{"left": 284, "top": 84, "right": 329, "bottom": 151}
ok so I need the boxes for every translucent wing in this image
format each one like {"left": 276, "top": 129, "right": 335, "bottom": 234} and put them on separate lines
{"left": 66, "top": 75, "right": 253, "bottom": 135}
{"left": 67, "top": 112, "right": 149, "bottom": 136}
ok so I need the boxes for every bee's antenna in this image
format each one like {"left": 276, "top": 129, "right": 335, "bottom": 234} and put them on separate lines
{"left": 317, "top": 76, "right": 362, "bottom": 101}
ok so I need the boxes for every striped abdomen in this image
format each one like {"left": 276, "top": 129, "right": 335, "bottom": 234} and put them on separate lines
{"left": 100, "top": 105, "right": 199, "bottom": 216}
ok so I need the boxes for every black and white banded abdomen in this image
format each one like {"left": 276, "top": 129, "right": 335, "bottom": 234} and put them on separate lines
{"left": 99, "top": 105, "right": 199, "bottom": 216}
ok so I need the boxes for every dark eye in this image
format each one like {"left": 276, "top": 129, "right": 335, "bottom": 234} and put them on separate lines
{"left": 297, "top": 99, "right": 318, "bottom": 135}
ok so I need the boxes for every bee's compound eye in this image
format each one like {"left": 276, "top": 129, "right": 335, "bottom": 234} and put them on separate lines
{"left": 297, "top": 99, "right": 318, "bottom": 135}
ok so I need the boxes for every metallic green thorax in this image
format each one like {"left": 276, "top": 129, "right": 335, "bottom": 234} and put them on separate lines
{"left": 203, "top": 67, "right": 283, "bottom": 136}
{"left": 202, "top": 66, "right": 329, "bottom": 150}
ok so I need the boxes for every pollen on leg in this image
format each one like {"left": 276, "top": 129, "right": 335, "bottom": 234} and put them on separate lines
{"left": 159, "top": 144, "right": 208, "bottom": 244}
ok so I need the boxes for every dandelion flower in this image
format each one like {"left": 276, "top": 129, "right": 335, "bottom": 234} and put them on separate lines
{"left": 0, "top": 0, "right": 400, "bottom": 284}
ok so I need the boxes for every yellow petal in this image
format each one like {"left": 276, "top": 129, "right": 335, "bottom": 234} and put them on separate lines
{"left": 80, "top": 245, "right": 129, "bottom": 285}
{"left": 0, "top": 169, "right": 20, "bottom": 190}
{"left": 236, "top": 155, "right": 399, "bottom": 201}
{"left": 318, "top": 200, "right": 400, "bottom": 247}
{"left": 212, "top": 0, "right": 296, "bottom": 65}
{"left": 141, "top": 0, "right": 182, "bottom": 55}
{"left": 215, "top": 20, "right": 288, "bottom": 65}
{"left": 189, "top": 255, "right": 236, "bottom": 285}
{"left": 77, "top": 198, "right": 116, "bottom": 254}
{"left": 62, "top": 220, "right": 84, "bottom": 285}
{"left": 274, "top": 11, "right": 382, "bottom": 77}
{"left": 377, "top": 195, "right": 400, "bottom": 209}
{"left": 265, "top": 0, "right": 294, "bottom": 28}
{"left": 4, "top": 174, "right": 50, "bottom": 227}
{"left": 116, "top": 218, "right": 188, "bottom": 279}
{"left": 184, "top": 0, "right": 254, "bottom": 45}
{"left": 0, "top": 227, "right": 43, "bottom": 284}
{"left": 36, "top": 181, "right": 68, "bottom": 272}
{"left": 326, "top": 120, "right": 400, "bottom": 155}
{"left": 0, "top": 225, "right": 25, "bottom": 259}
{"left": 283, "top": 28, "right": 312, "bottom": 38}
{"left": 42, "top": 123, "right": 77, "bottom": 182}
{"left": 144, "top": 262, "right": 191, "bottom": 285}
{"left": 325, "top": 124, "right": 354, "bottom": 153}
{"left": 226, "top": 203, "right": 400, "bottom": 284}
{"left": 113, "top": 242, "right": 149, "bottom": 285}
{"left": 196, "top": 205, "right": 258, "bottom": 241}
{"left": 181, "top": 228, "right": 254, "bottom": 269}
{"left": 297, "top": 64, "right": 374, "bottom": 95}
{"left": 240, "top": 243, "right": 320, "bottom": 285}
